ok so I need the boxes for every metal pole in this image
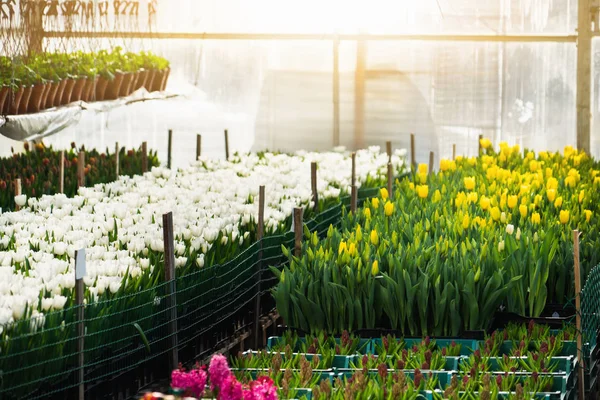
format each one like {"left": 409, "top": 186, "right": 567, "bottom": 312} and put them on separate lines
{"left": 577, "top": 0, "right": 592, "bottom": 154}
{"left": 167, "top": 130, "right": 173, "bottom": 169}
{"left": 254, "top": 186, "right": 265, "bottom": 349}
{"left": 196, "top": 134, "right": 202, "bottom": 160}
{"left": 311, "top": 162, "right": 319, "bottom": 211}
{"left": 75, "top": 249, "right": 85, "bottom": 400}
{"left": 354, "top": 36, "right": 366, "bottom": 150}
{"left": 573, "top": 230, "right": 585, "bottom": 400}
{"left": 294, "top": 208, "right": 303, "bottom": 257}
{"left": 142, "top": 142, "right": 148, "bottom": 173}
{"left": 59, "top": 150, "right": 64, "bottom": 193}
{"left": 77, "top": 151, "right": 85, "bottom": 188}
{"left": 333, "top": 36, "right": 340, "bottom": 147}
{"left": 162, "top": 212, "right": 178, "bottom": 371}
{"left": 224, "top": 129, "right": 230, "bottom": 160}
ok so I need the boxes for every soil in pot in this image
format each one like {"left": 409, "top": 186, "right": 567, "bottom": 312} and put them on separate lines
{"left": 17, "top": 86, "right": 33, "bottom": 115}
{"left": 150, "top": 69, "right": 165, "bottom": 92}
{"left": 0, "top": 86, "right": 9, "bottom": 115}
{"left": 135, "top": 69, "right": 148, "bottom": 91}
{"left": 54, "top": 79, "right": 68, "bottom": 107}
{"left": 118, "top": 72, "right": 134, "bottom": 98}
{"left": 72, "top": 78, "right": 87, "bottom": 102}
{"left": 45, "top": 81, "right": 59, "bottom": 108}
{"left": 95, "top": 76, "right": 110, "bottom": 101}
{"left": 160, "top": 67, "right": 171, "bottom": 91}
{"left": 61, "top": 79, "right": 76, "bottom": 105}
{"left": 104, "top": 72, "right": 124, "bottom": 100}
{"left": 27, "top": 83, "right": 47, "bottom": 113}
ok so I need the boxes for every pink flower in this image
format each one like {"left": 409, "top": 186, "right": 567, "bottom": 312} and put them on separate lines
{"left": 209, "top": 354, "right": 231, "bottom": 391}
{"left": 171, "top": 367, "right": 207, "bottom": 397}
{"left": 244, "top": 376, "right": 278, "bottom": 400}
{"left": 219, "top": 375, "right": 243, "bottom": 400}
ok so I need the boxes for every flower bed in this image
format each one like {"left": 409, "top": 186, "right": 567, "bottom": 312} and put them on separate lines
{"left": 0, "top": 48, "right": 170, "bottom": 115}
{"left": 0, "top": 142, "right": 159, "bottom": 211}
{"left": 272, "top": 143, "right": 600, "bottom": 336}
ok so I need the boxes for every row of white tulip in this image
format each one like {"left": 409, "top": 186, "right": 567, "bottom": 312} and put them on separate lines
{"left": 0, "top": 146, "right": 407, "bottom": 332}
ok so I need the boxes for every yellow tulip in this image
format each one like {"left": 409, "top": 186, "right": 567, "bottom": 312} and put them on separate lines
{"left": 574, "top": 154, "right": 582, "bottom": 166}
{"left": 579, "top": 190, "right": 585, "bottom": 203}
{"left": 584, "top": 209, "right": 592, "bottom": 222}
{"left": 507, "top": 195, "right": 518, "bottom": 209}
{"left": 384, "top": 201, "right": 394, "bottom": 216}
{"left": 490, "top": 206, "right": 501, "bottom": 221}
{"left": 519, "top": 204, "right": 528, "bottom": 218}
{"left": 417, "top": 185, "right": 429, "bottom": 199}
{"left": 480, "top": 196, "right": 491, "bottom": 211}
{"left": 462, "top": 214, "right": 470, "bottom": 229}
{"left": 467, "top": 192, "right": 478, "bottom": 204}
{"left": 440, "top": 159, "right": 455, "bottom": 172}
{"left": 545, "top": 168, "right": 553, "bottom": 178}
{"left": 372, "top": 198, "right": 380, "bottom": 208}
{"left": 529, "top": 160, "right": 539, "bottom": 172}
{"left": 380, "top": 188, "right": 389, "bottom": 201}
{"left": 418, "top": 172, "right": 428, "bottom": 184}
{"left": 531, "top": 212, "right": 541, "bottom": 224}
{"left": 364, "top": 207, "right": 371, "bottom": 219}
{"left": 554, "top": 196, "right": 563, "bottom": 208}
{"left": 547, "top": 177, "right": 559, "bottom": 190}
{"left": 371, "top": 260, "right": 379, "bottom": 276}
{"left": 480, "top": 137, "right": 492, "bottom": 149}
{"left": 432, "top": 189, "right": 441, "bottom": 203}
{"left": 464, "top": 177, "right": 476, "bottom": 190}
{"left": 418, "top": 163, "right": 428, "bottom": 175}
{"left": 348, "top": 243, "right": 357, "bottom": 256}
{"left": 370, "top": 230, "right": 379, "bottom": 246}
{"left": 564, "top": 175, "right": 576, "bottom": 188}
{"left": 559, "top": 210, "right": 569, "bottom": 224}
{"left": 409, "top": 182, "right": 415, "bottom": 190}
{"left": 338, "top": 241, "right": 347, "bottom": 255}
{"left": 547, "top": 189, "right": 556, "bottom": 202}
{"left": 455, "top": 192, "right": 466, "bottom": 208}
{"left": 356, "top": 225, "right": 363, "bottom": 241}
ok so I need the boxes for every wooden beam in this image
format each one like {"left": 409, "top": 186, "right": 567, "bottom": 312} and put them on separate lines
{"left": 354, "top": 37, "right": 366, "bottom": 150}
{"left": 577, "top": 0, "right": 592, "bottom": 154}
{"left": 332, "top": 36, "right": 340, "bottom": 147}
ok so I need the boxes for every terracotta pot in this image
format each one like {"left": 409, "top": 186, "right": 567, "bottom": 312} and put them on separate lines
{"left": 27, "top": 83, "right": 46, "bottom": 113}
{"left": 129, "top": 71, "right": 141, "bottom": 95}
{"left": 104, "top": 72, "right": 124, "bottom": 100}
{"left": 95, "top": 76, "right": 110, "bottom": 101}
{"left": 0, "top": 86, "right": 9, "bottom": 115}
{"left": 45, "top": 81, "right": 60, "bottom": 109}
{"left": 72, "top": 78, "right": 87, "bottom": 102}
{"left": 134, "top": 69, "right": 149, "bottom": 91}
{"left": 61, "top": 79, "right": 76, "bottom": 105}
{"left": 144, "top": 69, "right": 156, "bottom": 92}
{"left": 54, "top": 79, "right": 68, "bottom": 107}
{"left": 118, "top": 72, "right": 134, "bottom": 98}
{"left": 150, "top": 69, "right": 164, "bottom": 92}
{"left": 83, "top": 76, "right": 98, "bottom": 102}
{"left": 160, "top": 67, "right": 171, "bottom": 91}
{"left": 6, "top": 87, "right": 24, "bottom": 115}
{"left": 17, "top": 86, "right": 33, "bottom": 115}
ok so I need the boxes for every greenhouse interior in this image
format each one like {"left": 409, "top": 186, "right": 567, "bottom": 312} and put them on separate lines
{"left": 2, "top": 0, "right": 600, "bottom": 399}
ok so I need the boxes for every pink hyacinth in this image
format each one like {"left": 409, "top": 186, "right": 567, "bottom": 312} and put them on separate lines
{"left": 209, "top": 354, "right": 232, "bottom": 391}
{"left": 171, "top": 367, "right": 207, "bottom": 397}
{"left": 244, "top": 376, "right": 278, "bottom": 400}
{"left": 218, "top": 374, "right": 244, "bottom": 400}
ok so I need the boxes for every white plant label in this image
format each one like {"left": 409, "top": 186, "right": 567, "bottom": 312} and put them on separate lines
{"left": 75, "top": 249, "right": 87, "bottom": 280}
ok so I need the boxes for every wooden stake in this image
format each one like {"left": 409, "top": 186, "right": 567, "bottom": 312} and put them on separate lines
{"left": 224, "top": 129, "right": 230, "bottom": 160}
{"left": 351, "top": 185, "right": 358, "bottom": 214}
{"left": 59, "top": 150, "right": 64, "bottom": 194}
{"left": 254, "top": 185, "right": 265, "bottom": 349}
{"left": 351, "top": 152, "right": 356, "bottom": 187}
{"left": 386, "top": 141, "right": 392, "bottom": 164}
{"left": 115, "top": 142, "right": 120, "bottom": 178}
{"left": 573, "top": 230, "right": 585, "bottom": 400}
{"left": 410, "top": 133, "right": 416, "bottom": 168}
{"left": 478, "top": 134, "right": 483, "bottom": 155}
{"left": 77, "top": 151, "right": 85, "bottom": 188}
{"left": 311, "top": 162, "right": 318, "bottom": 211}
{"left": 14, "top": 179, "right": 21, "bottom": 211}
{"left": 167, "top": 129, "right": 173, "bottom": 169}
{"left": 294, "top": 208, "right": 303, "bottom": 258}
{"left": 452, "top": 144, "right": 456, "bottom": 161}
{"left": 387, "top": 163, "right": 393, "bottom": 198}
{"left": 74, "top": 249, "right": 85, "bottom": 400}
{"left": 196, "top": 134, "right": 202, "bottom": 160}
{"left": 141, "top": 142, "right": 148, "bottom": 173}
{"left": 162, "top": 212, "right": 179, "bottom": 371}
{"left": 429, "top": 151, "right": 434, "bottom": 175}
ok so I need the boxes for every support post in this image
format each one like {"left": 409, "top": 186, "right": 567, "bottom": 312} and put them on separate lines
{"left": 333, "top": 36, "right": 340, "bottom": 147}
{"left": 59, "top": 150, "right": 64, "bottom": 194}
{"left": 74, "top": 249, "right": 86, "bottom": 400}
{"left": 14, "top": 179, "right": 21, "bottom": 211}
{"left": 254, "top": 185, "right": 265, "bottom": 349}
{"left": 386, "top": 141, "right": 392, "bottom": 164}
{"left": 478, "top": 134, "right": 483, "bottom": 155}
{"left": 142, "top": 142, "right": 148, "bottom": 173}
{"left": 196, "top": 134, "right": 202, "bottom": 160}
{"left": 387, "top": 163, "right": 393, "bottom": 198}
{"left": 167, "top": 130, "right": 173, "bottom": 169}
{"left": 77, "top": 151, "right": 85, "bottom": 188}
{"left": 115, "top": 143, "right": 120, "bottom": 178}
{"left": 577, "top": 0, "right": 592, "bottom": 154}
{"left": 573, "top": 230, "right": 585, "bottom": 399}
{"left": 294, "top": 208, "right": 303, "bottom": 257}
{"left": 311, "top": 162, "right": 318, "bottom": 211}
{"left": 162, "top": 212, "right": 178, "bottom": 371}
{"left": 351, "top": 185, "right": 358, "bottom": 214}
{"left": 354, "top": 37, "right": 366, "bottom": 150}
{"left": 452, "top": 144, "right": 456, "bottom": 161}
{"left": 429, "top": 151, "right": 434, "bottom": 175}
{"left": 224, "top": 129, "right": 230, "bottom": 160}
{"left": 410, "top": 133, "right": 416, "bottom": 168}
{"left": 351, "top": 152, "right": 356, "bottom": 188}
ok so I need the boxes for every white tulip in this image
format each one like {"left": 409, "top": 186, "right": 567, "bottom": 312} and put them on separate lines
{"left": 506, "top": 224, "right": 514, "bottom": 235}
{"left": 109, "top": 281, "right": 121, "bottom": 294}
{"left": 41, "top": 297, "right": 54, "bottom": 311}
{"left": 498, "top": 241, "right": 505, "bottom": 252}
{"left": 196, "top": 254, "right": 205, "bottom": 268}
{"left": 52, "top": 295, "right": 68, "bottom": 310}
{"left": 53, "top": 242, "right": 67, "bottom": 256}
{"left": 139, "top": 258, "right": 150, "bottom": 270}
{"left": 14, "top": 195, "right": 27, "bottom": 207}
